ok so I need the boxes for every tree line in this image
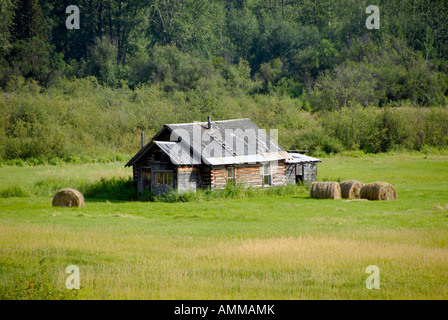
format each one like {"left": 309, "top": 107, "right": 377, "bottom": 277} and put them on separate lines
{"left": 0, "top": 0, "right": 448, "bottom": 161}
{"left": 1, "top": 0, "right": 448, "bottom": 105}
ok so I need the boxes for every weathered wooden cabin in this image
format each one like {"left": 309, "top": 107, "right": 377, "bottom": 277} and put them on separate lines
{"left": 125, "top": 118, "right": 321, "bottom": 194}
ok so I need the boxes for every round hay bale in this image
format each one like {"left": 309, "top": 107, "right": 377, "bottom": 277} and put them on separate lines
{"left": 339, "top": 180, "right": 364, "bottom": 199}
{"left": 360, "top": 182, "right": 397, "bottom": 201}
{"left": 310, "top": 181, "right": 342, "bottom": 199}
{"left": 52, "top": 188, "right": 84, "bottom": 208}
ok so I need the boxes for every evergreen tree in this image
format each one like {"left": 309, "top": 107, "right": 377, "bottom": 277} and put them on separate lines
{"left": 0, "top": 0, "right": 15, "bottom": 51}
{"left": 10, "top": 0, "right": 46, "bottom": 41}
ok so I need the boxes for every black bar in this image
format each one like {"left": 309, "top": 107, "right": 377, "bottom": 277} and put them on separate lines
{"left": 0, "top": 300, "right": 442, "bottom": 319}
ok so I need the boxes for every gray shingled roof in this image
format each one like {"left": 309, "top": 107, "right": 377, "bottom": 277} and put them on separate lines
{"left": 126, "top": 118, "right": 309, "bottom": 167}
{"left": 154, "top": 141, "right": 194, "bottom": 165}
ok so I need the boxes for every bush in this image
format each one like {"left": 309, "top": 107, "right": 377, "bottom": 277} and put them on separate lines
{"left": 3, "top": 37, "right": 64, "bottom": 87}
{"left": 309, "top": 37, "right": 448, "bottom": 110}
{"left": 82, "top": 177, "right": 138, "bottom": 201}
{"left": 292, "top": 128, "right": 345, "bottom": 155}
{"left": 65, "top": 156, "right": 81, "bottom": 164}
{"left": 150, "top": 183, "right": 308, "bottom": 203}
{"left": 309, "top": 106, "right": 448, "bottom": 154}
{"left": 339, "top": 150, "right": 366, "bottom": 158}
{"left": 0, "top": 74, "right": 447, "bottom": 163}
{"left": 33, "top": 179, "right": 81, "bottom": 197}
{"left": 48, "top": 157, "right": 62, "bottom": 166}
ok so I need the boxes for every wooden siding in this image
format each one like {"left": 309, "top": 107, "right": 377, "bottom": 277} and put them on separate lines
{"left": 303, "top": 163, "right": 317, "bottom": 183}
{"left": 285, "top": 163, "right": 296, "bottom": 184}
{"left": 210, "top": 166, "right": 227, "bottom": 189}
{"left": 133, "top": 152, "right": 315, "bottom": 194}
{"left": 200, "top": 165, "right": 212, "bottom": 189}
{"left": 235, "top": 164, "right": 263, "bottom": 187}
{"left": 284, "top": 162, "right": 318, "bottom": 184}
{"left": 271, "top": 160, "right": 286, "bottom": 186}
{"left": 133, "top": 165, "right": 139, "bottom": 185}
{"left": 209, "top": 160, "right": 286, "bottom": 189}
{"left": 177, "top": 166, "right": 201, "bottom": 193}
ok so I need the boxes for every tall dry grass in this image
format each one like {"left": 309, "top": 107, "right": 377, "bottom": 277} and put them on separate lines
{"left": 1, "top": 224, "right": 447, "bottom": 299}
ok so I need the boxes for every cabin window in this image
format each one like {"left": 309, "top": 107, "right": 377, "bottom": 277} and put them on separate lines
{"left": 263, "top": 162, "right": 271, "bottom": 186}
{"left": 155, "top": 171, "right": 173, "bottom": 186}
{"left": 227, "top": 167, "right": 235, "bottom": 183}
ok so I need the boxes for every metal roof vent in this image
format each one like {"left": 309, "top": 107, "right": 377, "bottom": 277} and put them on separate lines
{"left": 208, "top": 116, "right": 212, "bottom": 129}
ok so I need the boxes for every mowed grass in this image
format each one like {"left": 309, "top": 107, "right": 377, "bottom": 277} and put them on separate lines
{"left": 0, "top": 153, "right": 448, "bottom": 299}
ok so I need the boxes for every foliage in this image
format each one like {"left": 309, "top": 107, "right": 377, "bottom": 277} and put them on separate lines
{"left": 293, "top": 107, "right": 448, "bottom": 155}
{"left": 151, "top": 182, "right": 309, "bottom": 203}
{"left": 309, "top": 37, "right": 448, "bottom": 110}
{"left": 1, "top": 76, "right": 448, "bottom": 162}
{"left": 0, "top": 171, "right": 308, "bottom": 202}
{"left": 0, "top": 1, "right": 448, "bottom": 161}
{"left": 83, "top": 177, "right": 138, "bottom": 201}
{"left": 1, "top": 37, "right": 64, "bottom": 87}
{"left": 0, "top": 0, "right": 446, "bottom": 103}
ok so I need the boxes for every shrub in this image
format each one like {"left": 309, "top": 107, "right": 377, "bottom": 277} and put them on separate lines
{"left": 48, "top": 157, "right": 62, "bottom": 166}
{"left": 149, "top": 183, "right": 308, "bottom": 203}
{"left": 82, "top": 177, "right": 138, "bottom": 201}
{"left": 66, "top": 156, "right": 81, "bottom": 164}
{"left": 33, "top": 179, "right": 81, "bottom": 197}
{"left": 13, "top": 159, "right": 24, "bottom": 167}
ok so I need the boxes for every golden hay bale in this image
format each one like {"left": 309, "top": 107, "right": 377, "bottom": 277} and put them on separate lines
{"left": 360, "top": 182, "right": 397, "bottom": 201}
{"left": 339, "top": 180, "right": 364, "bottom": 199}
{"left": 52, "top": 188, "right": 84, "bottom": 208}
{"left": 310, "top": 181, "right": 342, "bottom": 199}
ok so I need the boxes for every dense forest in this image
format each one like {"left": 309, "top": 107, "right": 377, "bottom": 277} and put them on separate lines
{"left": 1, "top": 0, "right": 448, "bottom": 163}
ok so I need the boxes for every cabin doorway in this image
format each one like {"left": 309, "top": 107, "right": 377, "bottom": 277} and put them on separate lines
{"left": 142, "top": 169, "right": 152, "bottom": 191}
{"left": 296, "top": 164, "right": 304, "bottom": 184}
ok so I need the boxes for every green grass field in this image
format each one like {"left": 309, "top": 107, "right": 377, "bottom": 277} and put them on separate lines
{"left": 1, "top": 153, "right": 447, "bottom": 299}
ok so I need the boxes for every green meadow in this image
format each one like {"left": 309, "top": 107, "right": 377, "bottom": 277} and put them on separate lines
{"left": 0, "top": 153, "right": 447, "bottom": 299}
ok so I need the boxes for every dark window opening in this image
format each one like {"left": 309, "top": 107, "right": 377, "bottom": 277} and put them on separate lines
{"left": 155, "top": 172, "right": 173, "bottom": 186}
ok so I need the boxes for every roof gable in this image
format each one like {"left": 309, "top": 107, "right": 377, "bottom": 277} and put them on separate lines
{"left": 125, "top": 126, "right": 172, "bottom": 167}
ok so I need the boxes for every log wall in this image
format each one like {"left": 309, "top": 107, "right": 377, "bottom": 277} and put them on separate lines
{"left": 271, "top": 160, "right": 286, "bottom": 186}
{"left": 235, "top": 164, "right": 263, "bottom": 187}
{"left": 177, "top": 166, "right": 201, "bottom": 193}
